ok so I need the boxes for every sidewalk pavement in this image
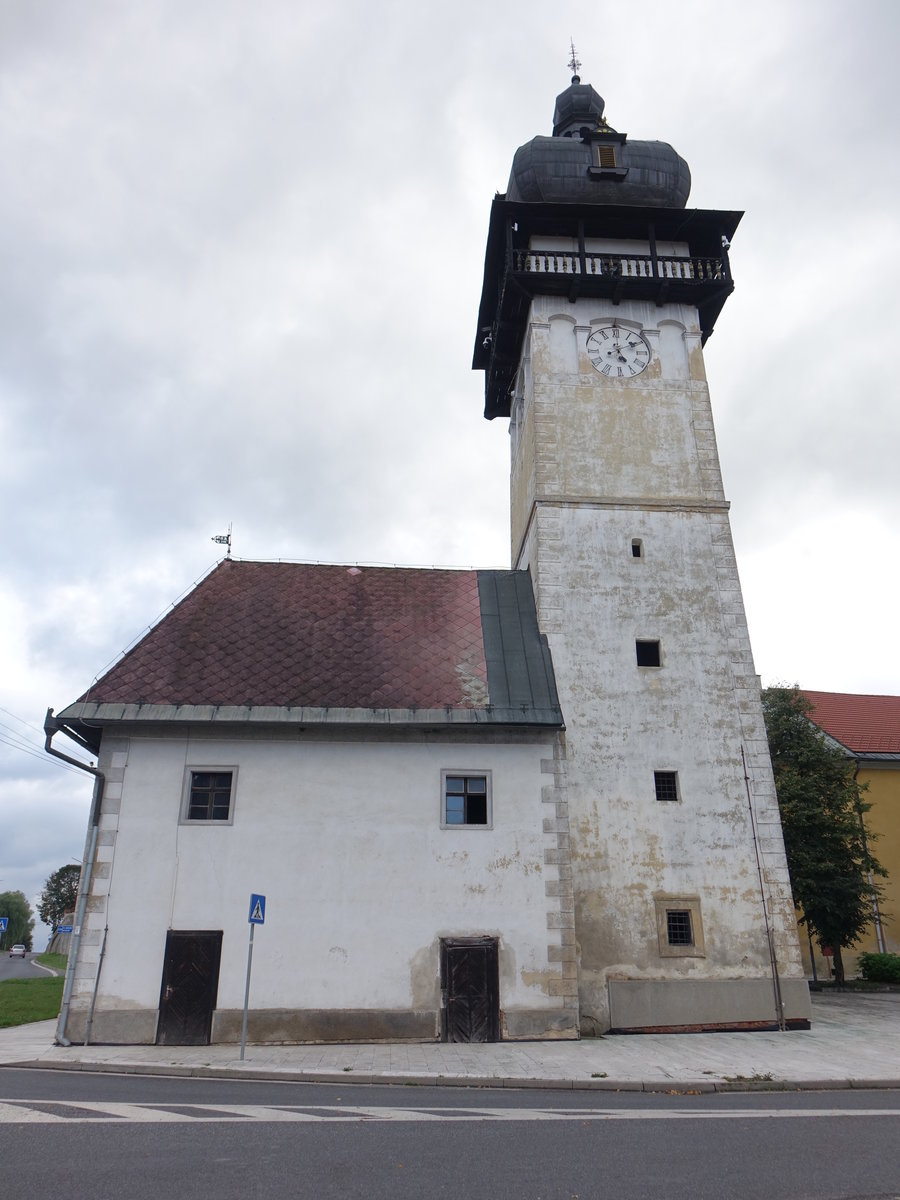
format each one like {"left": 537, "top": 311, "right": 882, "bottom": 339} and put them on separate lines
{"left": 1, "top": 993, "right": 899, "bottom": 1094}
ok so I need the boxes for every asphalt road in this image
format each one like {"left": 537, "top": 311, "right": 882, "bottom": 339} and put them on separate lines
{"left": 0, "top": 952, "right": 36, "bottom": 981}
{"left": 0, "top": 1069, "right": 898, "bottom": 1200}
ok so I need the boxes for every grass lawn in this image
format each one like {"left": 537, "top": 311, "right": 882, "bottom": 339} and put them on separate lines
{"left": 36, "top": 953, "right": 68, "bottom": 973}
{"left": 0, "top": 976, "right": 64, "bottom": 1027}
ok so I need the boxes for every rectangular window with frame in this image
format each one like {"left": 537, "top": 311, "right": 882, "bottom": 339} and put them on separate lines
{"left": 597, "top": 143, "right": 617, "bottom": 169}
{"left": 183, "top": 769, "right": 235, "bottom": 824}
{"left": 666, "top": 909, "right": 693, "bottom": 945}
{"left": 655, "top": 896, "right": 705, "bottom": 958}
{"left": 441, "top": 771, "right": 492, "bottom": 829}
{"left": 654, "top": 771, "right": 679, "bottom": 803}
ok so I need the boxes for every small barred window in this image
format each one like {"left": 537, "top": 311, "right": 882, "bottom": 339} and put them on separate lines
{"left": 654, "top": 771, "right": 679, "bottom": 803}
{"left": 666, "top": 909, "right": 694, "bottom": 946}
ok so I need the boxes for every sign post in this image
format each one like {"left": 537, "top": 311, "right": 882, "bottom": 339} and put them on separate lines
{"left": 240, "top": 894, "right": 266, "bottom": 1061}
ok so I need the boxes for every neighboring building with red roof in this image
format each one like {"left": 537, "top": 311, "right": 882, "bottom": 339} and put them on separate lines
{"left": 800, "top": 691, "right": 900, "bottom": 977}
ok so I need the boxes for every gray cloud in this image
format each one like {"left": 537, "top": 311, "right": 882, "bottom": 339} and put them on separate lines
{"left": 1, "top": 0, "right": 898, "bottom": 911}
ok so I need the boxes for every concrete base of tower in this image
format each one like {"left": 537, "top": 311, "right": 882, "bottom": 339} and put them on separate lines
{"left": 603, "top": 977, "right": 812, "bottom": 1034}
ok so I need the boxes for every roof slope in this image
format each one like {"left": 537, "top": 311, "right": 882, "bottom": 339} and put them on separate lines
{"left": 58, "top": 560, "right": 562, "bottom": 732}
{"left": 803, "top": 690, "right": 900, "bottom": 756}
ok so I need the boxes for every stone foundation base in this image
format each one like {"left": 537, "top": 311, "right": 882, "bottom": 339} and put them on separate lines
{"left": 212, "top": 1008, "right": 438, "bottom": 1044}
{"left": 606, "top": 977, "right": 811, "bottom": 1033}
{"left": 60, "top": 1004, "right": 578, "bottom": 1045}
{"left": 61, "top": 1008, "right": 158, "bottom": 1045}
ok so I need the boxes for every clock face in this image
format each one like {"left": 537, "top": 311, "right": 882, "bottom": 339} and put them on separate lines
{"left": 586, "top": 325, "right": 651, "bottom": 378}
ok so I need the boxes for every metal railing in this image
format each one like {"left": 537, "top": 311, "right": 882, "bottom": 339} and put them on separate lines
{"left": 513, "top": 250, "right": 727, "bottom": 282}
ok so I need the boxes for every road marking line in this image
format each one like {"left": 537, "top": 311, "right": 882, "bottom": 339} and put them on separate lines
{"left": 0, "top": 1101, "right": 898, "bottom": 1125}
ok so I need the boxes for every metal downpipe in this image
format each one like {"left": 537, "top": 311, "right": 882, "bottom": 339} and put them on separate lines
{"left": 44, "top": 709, "right": 105, "bottom": 1046}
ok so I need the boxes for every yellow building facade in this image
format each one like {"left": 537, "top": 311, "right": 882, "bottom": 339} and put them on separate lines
{"left": 800, "top": 691, "right": 900, "bottom": 980}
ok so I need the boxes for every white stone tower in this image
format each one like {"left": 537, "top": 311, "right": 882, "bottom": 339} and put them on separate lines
{"left": 474, "top": 71, "right": 810, "bottom": 1032}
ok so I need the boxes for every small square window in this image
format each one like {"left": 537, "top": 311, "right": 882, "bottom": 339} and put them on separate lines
{"left": 631, "top": 539, "right": 643, "bottom": 559}
{"left": 655, "top": 896, "right": 705, "bottom": 957}
{"left": 654, "top": 771, "right": 679, "bottom": 803}
{"left": 597, "top": 144, "right": 617, "bottom": 169}
{"left": 182, "top": 768, "right": 236, "bottom": 824}
{"left": 441, "top": 771, "right": 492, "bottom": 829}
{"left": 666, "top": 910, "right": 693, "bottom": 945}
{"left": 636, "top": 639, "right": 661, "bottom": 667}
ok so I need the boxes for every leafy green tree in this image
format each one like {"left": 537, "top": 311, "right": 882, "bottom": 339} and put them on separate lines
{"left": 0, "top": 890, "right": 35, "bottom": 951}
{"left": 37, "top": 864, "right": 81, "bottom": 933}
{"left": 762, "top": 685, "right": 887, "bottom": 983}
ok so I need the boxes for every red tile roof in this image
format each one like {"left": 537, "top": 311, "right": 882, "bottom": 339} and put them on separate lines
{"left": 802, "top": 690, "right": 900, "bottom": 755}
{"left": 82, "top": 561, "right": 490, "bottom": 710}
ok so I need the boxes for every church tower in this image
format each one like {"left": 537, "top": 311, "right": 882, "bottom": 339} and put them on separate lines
{"left": 474, "top": 65, "right": 810, "bottom": 1031}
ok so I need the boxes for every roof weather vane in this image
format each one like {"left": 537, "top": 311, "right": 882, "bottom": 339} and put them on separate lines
{"left": 568, "top": 39, "right": 581, "bottom": 83}
{"left": 211, "top": 522, "right": 233, "bottom": 559}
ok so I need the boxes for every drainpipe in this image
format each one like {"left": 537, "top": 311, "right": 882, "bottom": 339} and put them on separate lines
{"left": 741, "top": 745, "right": 786, "bottom": 1032}
{"left": 44, "top": 708, "right": 106, "bottom": 1046}
{"left": 83, "top": 924, "right": 109, "bottom": 1046}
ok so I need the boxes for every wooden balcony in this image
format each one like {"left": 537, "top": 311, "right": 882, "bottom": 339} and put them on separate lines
{"left": 474, "top": 199, "right": 742, "bottom": 419}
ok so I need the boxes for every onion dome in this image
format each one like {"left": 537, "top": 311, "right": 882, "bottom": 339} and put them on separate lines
{"left": 507, "top": 76, "right": 691, "bottom": 208}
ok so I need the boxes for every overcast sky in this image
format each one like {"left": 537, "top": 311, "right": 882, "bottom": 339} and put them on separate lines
{"left": 2, "top": 0, "right": 898, "bottom": 947}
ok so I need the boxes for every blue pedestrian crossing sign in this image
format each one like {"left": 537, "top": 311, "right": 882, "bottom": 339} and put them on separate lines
{"left": 248, "top": 894, "right": 266, "bottom": 925}
{"left": 0, "top": 918, "right": 7, "bottom": 932}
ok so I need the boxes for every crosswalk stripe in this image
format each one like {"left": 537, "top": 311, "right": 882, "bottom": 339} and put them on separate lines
{"left": 0, "top": 1101, "right": 898, "bottom": 1125}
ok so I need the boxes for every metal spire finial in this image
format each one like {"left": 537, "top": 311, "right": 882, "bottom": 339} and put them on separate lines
{"left": 568, "top": 38, "right": 581, "bottom": 84}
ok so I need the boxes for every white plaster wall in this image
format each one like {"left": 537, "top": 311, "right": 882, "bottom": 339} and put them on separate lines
{"left": 534, "top": 505, "right": 776, "bottom": 966}
{"left": 88, "top": 732, "right": 560, "bottom": 1017}
{"left": 510, "top": 293, "right": 804, "bottom": 1026}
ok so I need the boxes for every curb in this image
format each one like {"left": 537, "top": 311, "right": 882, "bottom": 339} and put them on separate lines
{"left": 5, "top": 1058, "right": 900, "bottom": 1094}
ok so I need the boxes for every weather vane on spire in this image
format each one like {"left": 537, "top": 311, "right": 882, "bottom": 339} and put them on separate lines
{"left": 211, "top": 522, "right": 233, "bottom": 559}
{"left": 568, "top": 38, "right": 581, "bottom": 83}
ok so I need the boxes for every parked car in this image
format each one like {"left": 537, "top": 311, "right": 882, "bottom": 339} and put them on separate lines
{"left": 8, "top": 945, "right": 26, "bottom": 958}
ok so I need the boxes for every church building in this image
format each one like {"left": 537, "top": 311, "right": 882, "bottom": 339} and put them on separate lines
{"left": 47, "top": 68, "right": 810, "bottom": 1045}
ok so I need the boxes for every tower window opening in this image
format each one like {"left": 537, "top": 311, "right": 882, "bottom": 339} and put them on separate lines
{"left": 636, "top": 639, "right": 661, "bottom": 667}
{"left": 654, "top": 771, "right": 679, "bottom": 803}
{"left": 666, "top": 910, "right": 694, "bottom": 946}
{"left": 631, "top": 539, "right": 643, "bottom": 559}
{"left": 597, "top": 144, "right": 617, "bottom": 169}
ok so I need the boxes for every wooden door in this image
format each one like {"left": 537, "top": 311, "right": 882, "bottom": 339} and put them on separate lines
{"left": 156, "top": 930, "right": 222, "bottom": 1046}
{"left": 441, "top": 937, "right": 500, "bottom": 1043}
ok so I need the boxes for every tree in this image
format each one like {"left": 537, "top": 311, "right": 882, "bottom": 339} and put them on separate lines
{"left": 38, "top": 864, "right": 81, "bottom": 933}
{"left": 0, "top": 890, "right": 35, "bottom": 951}
{"left": 762, "top": 685, "right": 887, "bottom": 983}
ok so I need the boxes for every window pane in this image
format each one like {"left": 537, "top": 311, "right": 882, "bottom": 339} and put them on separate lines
{"left": 667, "top": 910, "right": 693, "bottom": 945}
{"left": 466, "top": 778, "right": 487, "bottom": 794}
{"left": 445, "top": 808, "right": 465, "bottom": 824}
{"left": 636, "top": 640, "right": 661, "bottom": 667}
{"left": 654, "top": 772, "right": 678, "bottom": 802}
{"left": 446, "top": 795, "right": 464, "bottom": 815}
{"left": 187, "top": 770, "right": 232, "bottom": 821}
{"left": 446, "top": 778, "right": 465, "bottom": 793}
{"left": 467, "top": 795, "right": 488, "bottom": 825}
